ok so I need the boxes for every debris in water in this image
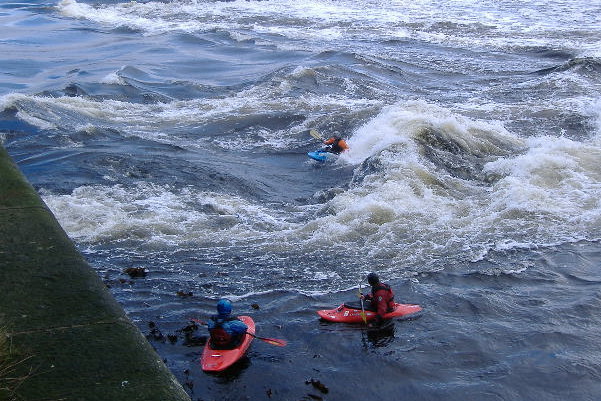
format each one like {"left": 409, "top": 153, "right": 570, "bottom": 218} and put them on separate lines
{"left": 305, "top": 378, "right": 329, "bottom": 394}
{"left": 124, "top": 267, "right": 147, "bottom": 278}
{"left": 178, "top": 321, "right": 205, "bottom": 346}
{"left": 147, "top": 321, "right": 164, "bottom": 342}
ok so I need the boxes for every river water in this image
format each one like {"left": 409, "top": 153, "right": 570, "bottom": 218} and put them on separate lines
{"left": 2, "top": 0, "right": 601, "bottom": 400}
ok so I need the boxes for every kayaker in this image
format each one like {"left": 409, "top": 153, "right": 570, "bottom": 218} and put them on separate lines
{"left": 322, "top": 135, "right": 349, "bottom": 154}
{"left": 360, "top": 273, "right": 395, "bottom": 326}
{"left": 207, "top": 298, "right": 248, "bottom": 349}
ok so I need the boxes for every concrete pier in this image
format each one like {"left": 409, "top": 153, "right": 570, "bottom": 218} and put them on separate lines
{"left": 0, "top": 145, "right": 191, "bottom": 400}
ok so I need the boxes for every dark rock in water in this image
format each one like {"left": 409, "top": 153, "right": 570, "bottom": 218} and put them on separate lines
{"left": 148, "top": 328, "right": 164, "bottom": 342}
{"left": 167, "top": 334, "right": 178, "bottom": 344}
{"left": 305, "top": 378, "right": 329, "bottom": 394}
{"left": 177, "top": 322, "right": 205, "bottom": 346}
{"left": 179, "top": 322, "right": 198, "bottom": 334}
{"left": 251, "top": 303, "right": 260, "bottom": 309}
{"left": 176, "top": 290, "right": 193, "bottom": 297}
{"left": 146, "top": 321, "right": 165, "bottom": 342}
{"left": 183, "top": 335, "right": 206, "bottom": 347}
{"left": 124, "top": 267, "right": 147, "bottom": 278}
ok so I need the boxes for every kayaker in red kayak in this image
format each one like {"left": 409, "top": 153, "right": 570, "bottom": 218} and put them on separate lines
{"left": 360, "top": 273, "right": 395, "bottom": 326}
{"left": 207, "top": 299, "right": 248, "bottom": 349}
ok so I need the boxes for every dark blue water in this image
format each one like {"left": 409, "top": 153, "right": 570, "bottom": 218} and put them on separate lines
{"left": 2, "top": 1, "right": 601, "bottom": 399}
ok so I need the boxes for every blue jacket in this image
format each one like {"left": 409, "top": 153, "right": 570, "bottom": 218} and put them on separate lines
{"left": 207, "top": 314, "right": 248, "bottom": 336}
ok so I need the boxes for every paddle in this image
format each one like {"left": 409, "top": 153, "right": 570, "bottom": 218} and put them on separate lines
{"left": 247, "top": 332, "right": 287, "bottom": 347}
{"left": 190, "top": 319, "right": 287, "bottom": 347}
{"left": 309, "top": 129, "right": 323, "bottom": 141}
{"left": 358, "top": 282, "right": 367, "bottom": 324}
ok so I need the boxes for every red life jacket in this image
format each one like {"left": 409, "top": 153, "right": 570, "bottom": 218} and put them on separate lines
{"left": 371, "top": 283, "right": 395, "bottom": 315}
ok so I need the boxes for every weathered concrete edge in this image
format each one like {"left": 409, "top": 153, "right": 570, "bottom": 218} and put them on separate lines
{"left": 0, "top": 144, "right": 192, "bottom": 401}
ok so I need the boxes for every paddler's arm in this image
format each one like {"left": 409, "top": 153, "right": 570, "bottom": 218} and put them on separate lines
{"left": 229, "top": 319, "right": 248, "bottom": 335}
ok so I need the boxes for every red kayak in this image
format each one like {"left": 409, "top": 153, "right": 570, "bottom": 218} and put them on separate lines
{"left": 317, "top": 302, "right": 422, "bottom": 323}
{"left": 201, "top": 315, "right": 255, "bottom": 372}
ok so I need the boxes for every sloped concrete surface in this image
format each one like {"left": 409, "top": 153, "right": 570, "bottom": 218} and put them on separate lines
{"left": 0, "top": 145, "right": 191, "bottom": 401}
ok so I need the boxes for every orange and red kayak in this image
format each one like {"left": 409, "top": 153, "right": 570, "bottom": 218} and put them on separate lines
{"left": 201, "top": 315, "right": 255, "bottom": 372}
{"left": 317, "top": 302, "right": 422, "bottom": 323}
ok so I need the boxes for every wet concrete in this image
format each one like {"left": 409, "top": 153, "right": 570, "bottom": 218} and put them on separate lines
{"left": 0, "top": 145, "right": 191, "bottom": 401}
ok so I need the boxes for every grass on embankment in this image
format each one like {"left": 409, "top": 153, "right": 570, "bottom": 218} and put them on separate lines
{"left": 0, "top": 323, "right": 31, "bottom": 401}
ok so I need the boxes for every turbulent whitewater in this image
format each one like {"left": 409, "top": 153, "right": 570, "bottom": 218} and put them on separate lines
{"left": 2, "top": 0, "right": 601, "bottom": 399}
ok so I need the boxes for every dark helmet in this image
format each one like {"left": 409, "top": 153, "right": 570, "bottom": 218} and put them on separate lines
{"left": 367, "top": 272, "right": 380, "bottom": 286}
{"left": 217, "top": 298, "right": 233, "bottom": 315}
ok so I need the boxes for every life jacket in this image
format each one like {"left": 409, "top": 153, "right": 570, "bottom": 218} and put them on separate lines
{"left": 325, "top": 137, "right": 349, "bottom": 154}
{"left": 371, "top": 283, "right": 395, "bottom": 313}
{"left": 209, "top": 316, "right": 237, "bottom": 348}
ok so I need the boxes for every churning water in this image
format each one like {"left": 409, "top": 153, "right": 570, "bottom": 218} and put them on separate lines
{"left": 2, "top": 0, "right": 601, "bottom": 399}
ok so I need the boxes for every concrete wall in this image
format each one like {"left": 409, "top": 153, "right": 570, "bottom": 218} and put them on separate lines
{"left": 0, "top": 145, "right": 191, "bottom": 401}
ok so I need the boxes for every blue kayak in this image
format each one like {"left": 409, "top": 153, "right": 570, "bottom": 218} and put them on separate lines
{"left": 307, "top": 150, "right": 335, "bottom": 162}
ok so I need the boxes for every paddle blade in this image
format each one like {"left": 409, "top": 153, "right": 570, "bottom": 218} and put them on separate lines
{"left": 261, "top": 337, "right": 287, "bottom": 347}
{"left": 309, "top": 129, "right": 322, "bottom": 140}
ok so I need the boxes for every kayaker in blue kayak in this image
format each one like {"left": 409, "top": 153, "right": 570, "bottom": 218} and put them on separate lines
{"left": 207, "top": 298, "right": 248, "bottom": 349}
{"left": 360, "top": 273, "right": 395, "bottom": 326}
{"left": 322, "top": 135, "right": 349, "bottom": 154}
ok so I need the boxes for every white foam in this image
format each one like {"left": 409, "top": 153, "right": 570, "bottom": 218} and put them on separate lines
{"left": 28, "top": 1, "right": 601, "bottom": 277}
{"left": 0, "top": 90, "right": 381, "bottom": 150}
{"left": 56, "top": 0, "right": 601, "bottom": 53}
{"left": 41, "top": 183, "right": 296, "bottom": 245}
{"left": 297, "top": 101, "right": 601, "bottom": 268}
{"left": 10, "top": 85, "right": 601, "bottom": 271}
{"left": 483, "top": 135, "right": 601, "bottom": 220}
{"left": 100, "top": 71, "right": 125, "bottom": 85}
{"left": 341, "top": 100, "right": 521, "bottom": 165}
{"left": 591, "top": 98, "right": 601, "bottom": 144}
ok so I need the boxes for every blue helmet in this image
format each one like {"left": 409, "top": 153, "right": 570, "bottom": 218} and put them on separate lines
{"left": 217, "top": 298, "right": 233, "bottom": 315}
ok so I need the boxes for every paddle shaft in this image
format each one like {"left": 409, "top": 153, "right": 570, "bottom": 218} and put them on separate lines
{"left": 190, "top": 318, "right": 286, "bottom": 346}
{"left": 358, "top": 282, "right": 367, "bottom": 324}
{"left": 246, "top": 332, "right": 287, "bottom": 346}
